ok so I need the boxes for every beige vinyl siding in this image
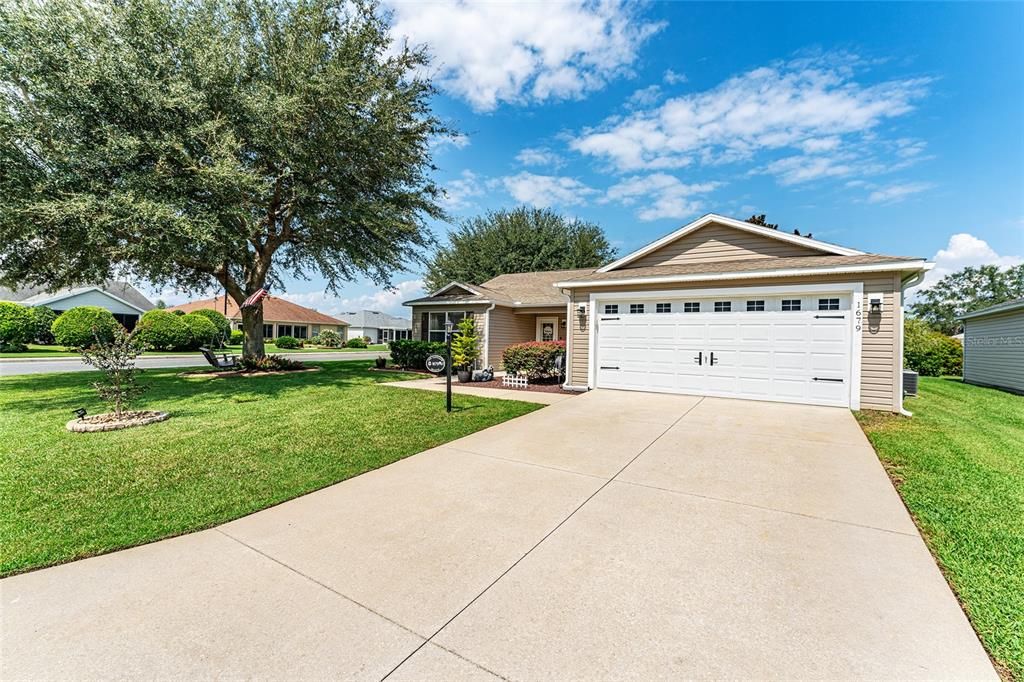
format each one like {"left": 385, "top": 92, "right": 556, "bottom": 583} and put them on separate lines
{"left": 627, "top": 222, "right": 822, "bottom": 268}
{"left": 487, "top": 306, "right": 538, "bottom": 367}
{"left": 963, "top": 310, "right": 1024, "bottom": 393}
{"left": 567, "top": 272, "right": 900, "bottom": 411}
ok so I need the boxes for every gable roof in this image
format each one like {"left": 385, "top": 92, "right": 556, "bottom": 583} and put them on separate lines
{"left": 169, "top": 295, "right": 347, "bottom": 326}
{"left": 599, "top": 213, "right": 863, "bottom": 273}
{"left": 555, "top": 254, "right": 928, "bottom": 288}
{"left": 336, "top": 309, "right": 411, "bottom": 329}
{"left": 0, "top": 280, "right": 154, "bottom": 313}
{"left": 959, "top": 298, "right": 1024, "bottom": 320}
{"left": 404, "top": 268, "right": 594, "bottom": 307}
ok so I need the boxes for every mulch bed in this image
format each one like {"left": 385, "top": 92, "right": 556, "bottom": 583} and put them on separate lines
{"left": 179, "top": 367, "right": 322, "bottom": 378}
{"left": 67, "top": 410, "right": 170, "bottom": 433}
{"left": 467, "top": 378, "right": 577, "bottom": 395}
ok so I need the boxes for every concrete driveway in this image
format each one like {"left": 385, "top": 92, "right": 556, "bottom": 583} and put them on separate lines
{"left": 2, "top": 390, "right": 995, "bottom": 680}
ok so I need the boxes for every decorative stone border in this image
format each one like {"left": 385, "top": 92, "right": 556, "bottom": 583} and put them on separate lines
{"left": 178, "top": 367, "right": 322, "bottom": 378}
{"left": 67, "top": 411, "right": 171, "bottom": 433}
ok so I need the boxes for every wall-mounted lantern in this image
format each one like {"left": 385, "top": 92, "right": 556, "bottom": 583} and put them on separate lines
{"left": 868, "top": 295, "right": 883, "bottom": 313}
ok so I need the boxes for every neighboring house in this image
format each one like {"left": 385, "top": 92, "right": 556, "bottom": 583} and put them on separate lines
{"left": 0, "top": 280, "right": 154, "bottom": 330}
{"left": 337, "top": 310, "right": 412, "bottom": 343}
{"left": 170, "top": 295, "right": 347, "bottom": 341}
{"left": 406, "top": 213, "right": 933, "bottom": 412}
{"left": 960, "top": 298, "right": 1024, "bottom": 394}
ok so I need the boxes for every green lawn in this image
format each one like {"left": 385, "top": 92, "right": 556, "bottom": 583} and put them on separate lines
{"left": 0, "top": 343, "right": 389, "bottom": 358}
{"left": 0, "top": 362, "right": 540, "bottom": 576}
{"left": 857, "top": 378, "right": 1023, "bottom": 680}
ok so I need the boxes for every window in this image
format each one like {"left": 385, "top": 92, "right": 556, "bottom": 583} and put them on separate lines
{"left": 656, "top": 303, "right": 672, "bottom": 313}
{"left": 293, "top": 325, "right": 308, "bottom": 339}
{"left": 683, "top": 302, "right": 700, "bottom": 313}
{"left": 746, "top": 300, "right": 765, "bottom": 312}
{"left": 428, "top": 311, "right": 466, "bottom": 342}
{"left": 630, "top": 303, "right": 645, "bottom": 314}
{"left": 277, "top": 324, "right": 293, "bottom": 338}
{"left": 263, "top": 324, "right": 274, "bottom": 338}
{"left": 604, "top": 304, "right": 618, "bottom": 314}
{"left": 714, "top": 301, "right": 731, "bottom": 312}
{"left": 818, "top": 298, "right": 840, "bottom": 311}
{"left": 781, "top": 299, "right": 801, "bottom": 311}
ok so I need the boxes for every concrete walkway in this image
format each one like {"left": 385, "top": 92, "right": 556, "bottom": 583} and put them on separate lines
{"left": 1, "top": 391, "right": 995, "bottom": 679}
{"left": 384, "top": 375, "right": 575, "bottom": 404}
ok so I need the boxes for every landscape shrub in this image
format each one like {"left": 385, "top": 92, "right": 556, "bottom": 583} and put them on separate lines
{"left": 502, "top": 340, "right": 566, "bottom": 379}
{"left": 904, "top": 318, "right": 963, "bottom": 376}
{"left": 51, "top": 306, "right": 118, "bottom": 348}
{"left": 134, "top": 309, "right": 190, "bottom": 351}
{"left": 317, "top": 329, "right": 342, "bottom": 347}
{"left": 0, "top": 302, "right": 36, "bottom": 351}
{"left": 77, "top": 326, "right": 147, "bottom": 418}
{"left": 229, "top": 330, "right": 244, "bottom": 344}
{"left": 308, "top": 334, "right": 321, "bottom": 345}
{"left": 345, "top": 336, "right": 368, "bottom": 348}
{"left": 388, "top": 339, "right": 445, "bottom": 369}
{"left": 239, "top": 354, "right": 305, "bottom": 372}
{"left": 30, "top": 306, "right": 57, "bottom": 344}
{"left": 274, "top": 335, "right": 302, "bottom": 349}
{"left": 189, "top": 308, "right": 231, "bottom": 343}
{"left": 182, "top": 313, "right": 220, "bottom": 349}
{"left": 451, "top": 317, "right": 481, "bottom": 369}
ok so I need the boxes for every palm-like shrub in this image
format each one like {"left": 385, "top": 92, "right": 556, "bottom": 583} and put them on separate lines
{"left": 134, "top": 309, "right": 190, "bottom": 350}
{"left": 51, "top": 306, "right": 118, "bottom": 348}
{"left": 317, "top": 329, "right": 342, "bottom": 347}
{"left": 0, "top": 302, "right": 36, "bottom": 351}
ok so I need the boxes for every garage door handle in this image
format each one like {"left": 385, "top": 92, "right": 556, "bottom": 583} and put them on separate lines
{"left": 600, "top": 366, "right": 619, "bottom": 370}
{"left": 694, "top": 351, "right": 702, "bottom": 366}
{"left": 814, "top": 315, "right": 845, "bottom": 319}
{"left": 710, "top": 352, "right": 718, "bottom": 366}
{"left": 812, "top": 377, "right": 844, "bottom": 383}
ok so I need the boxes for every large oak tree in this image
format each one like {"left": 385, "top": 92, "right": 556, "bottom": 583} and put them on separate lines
{"left": 910, "top": 264, "right": 1024, "bottom": 335}
{"left": 0, "top": 0, "right": 448, "bottom": 357}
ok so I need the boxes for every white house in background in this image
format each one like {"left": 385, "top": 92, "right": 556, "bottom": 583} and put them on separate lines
{"left": 337, "top": 310, "right": 412, "bottom": 343}
{"left": 0, "top": 280, "right": 155, "bottom": 330}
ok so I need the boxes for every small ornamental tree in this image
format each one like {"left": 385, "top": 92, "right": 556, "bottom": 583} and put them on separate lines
{"left": 450, "top": 317, "right": 480, "bottom": 370}
{"left": 0, "top": 301, "right": 35, "bottom": 351}
{"left": 51, "top": 306, "right": 118, "bottom": 348}
{"left": 29, "top": 306, "right": 57, "bottom": 344}
{"left": 78, "top": 327, "right": 148, "bottom": 418}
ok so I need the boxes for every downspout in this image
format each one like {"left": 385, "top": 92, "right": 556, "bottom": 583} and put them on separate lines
{"left": 482, "top": 302, "right": 496, "bottom": 370}
{"left": 898, "top": 268, "right": 928, "bottom": 416}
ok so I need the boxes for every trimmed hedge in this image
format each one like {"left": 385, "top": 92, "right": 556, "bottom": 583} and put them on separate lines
{"left": 0, "top": 302, "right": 36, "bottom": 351}
{"left": 274, "top": 335, "right": 302, "bottom": 349}
{"left": 189, "top": 308, "right": 231, "bottom": 342}
{"left": 345, "top": 337, "right": 367, "bottom": 348}
{"left": 182, "top": 313, "right": 220, "bottom": 349}
{"left": 30, "top": 306, "right": 57, "bottom": 344}
{"left": 502, "top": 340, "right": 565, "bottom": 379}
{"left": 51, "top": 306, "right": 118, "bottom": 348}
{"left": 389, "top": 339, "right": 446, "bottom": 369}
{"left": 230, "top": 330, "right": 245, "bottom": 344}
{"left": 135, "top": 309, "right": 190, "bottom": 350}
{"left": 904, "top": 318, "right": 963, "bottom": 376}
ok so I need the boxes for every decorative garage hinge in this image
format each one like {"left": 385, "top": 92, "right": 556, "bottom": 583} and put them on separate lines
{"left": 812, "top": 377, "right": 844, "bottom": 382}
{"left": 813, "top": 315, "right": 846, "bottom": 319}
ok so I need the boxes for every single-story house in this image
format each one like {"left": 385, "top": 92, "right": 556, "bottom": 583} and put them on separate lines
{"left": 0, "top": 280, "right": 154, "bottom": 330}
{"left": 336, "top": 310, "right": 412, "bottom": 343}
{"left": 405, "top": 213, "right": 933, "bottom": 412}
{"left": 170, "top": 295, "right": 347, "bottom": 341}
{"left": 960, "top": 298, "right": 1023, "bottom": 394}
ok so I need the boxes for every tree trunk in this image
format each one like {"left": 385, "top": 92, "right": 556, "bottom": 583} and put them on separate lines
{"left": 241, "top": 305, "right": 266, "bottom": 359}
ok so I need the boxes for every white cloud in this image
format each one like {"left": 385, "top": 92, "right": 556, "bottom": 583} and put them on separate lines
{"left": 762, "top": 155, "right": 855, "bottom": 185}
{"left": 912, "top": 233, "right": 1023, "bottom": 294}
{"left": 515, "top": 147, "right": 564, "bottom": 168}
{"left": 571, "top": 55, "right": 931, "bottom": 178}
{"left": 441, "top": 170, "right": 485, "bottom": 210}
{"left": 603, "top": 173, "right": 719, "bottom": 221}
{"left": 281, "top": 279, "right": 424, "bottom": 317}
{"left": 867, "top": 181, "right": 933, "bottom": 204}
{"left": 663, "top": 69, "right": 687, "bottom": 85}
{"left": 386, "top": 0, "right": 663, "bottom": 112}
{"left": 432, "top": 133, "right": 470, "bottom": 152}
{"left": 501, "top": 172, "right": 597, "bottom": 208}
{"left": 627, "top": 84, "right": 662, "bottom": 108}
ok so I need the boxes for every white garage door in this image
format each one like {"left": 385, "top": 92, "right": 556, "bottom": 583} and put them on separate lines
{"left": 595, "top": 294, "right": 853, "bottom": 407}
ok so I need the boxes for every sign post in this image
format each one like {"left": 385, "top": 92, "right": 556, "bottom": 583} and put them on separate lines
{"left": 425, "top": 346, "right": 452, "bottom": 414}
{"left": 444, "top": 320, "right": 454, "bottom": 412}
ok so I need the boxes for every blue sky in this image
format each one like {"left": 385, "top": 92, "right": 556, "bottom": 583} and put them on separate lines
{"left": 151, "top": 1, "right": 1024, "bottom": 316}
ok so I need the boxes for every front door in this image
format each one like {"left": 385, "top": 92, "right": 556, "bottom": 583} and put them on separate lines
{"left": 536, "top": 316, "right": 558, "bottom": 342}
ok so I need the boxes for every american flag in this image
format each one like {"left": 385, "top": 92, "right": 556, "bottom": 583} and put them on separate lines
{"left": 241, "top": 287, "right": 270, "bottom": 309}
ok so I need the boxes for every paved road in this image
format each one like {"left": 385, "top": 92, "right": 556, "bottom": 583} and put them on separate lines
{"left": 0, "top": 351, "right": 388, "bottom": 376}
{"left": 1, "top": 391, "right": 995, "bottom": 679}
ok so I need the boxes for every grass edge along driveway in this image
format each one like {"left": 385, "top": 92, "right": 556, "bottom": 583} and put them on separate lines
{"left": 857, "top": 377, "right": 1023, "bottom": 681}
{"left": 0, "top": 362, "right": 540, "bottom": 576}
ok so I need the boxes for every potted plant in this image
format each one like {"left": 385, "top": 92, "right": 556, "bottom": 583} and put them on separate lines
{"left": 450, "top": 317, "right": 481, "bottom": 383}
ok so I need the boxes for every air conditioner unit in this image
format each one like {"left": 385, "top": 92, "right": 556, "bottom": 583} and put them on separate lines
{"left": 903, "top": 369, "right": 919, "bottom": 396}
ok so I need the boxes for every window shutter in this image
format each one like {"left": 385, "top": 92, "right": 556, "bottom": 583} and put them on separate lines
{"left": 420, "top": 312, "right": 429, "bottom": 341}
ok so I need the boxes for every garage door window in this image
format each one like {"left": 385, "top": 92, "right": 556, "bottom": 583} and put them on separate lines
{"left": 655, "top": 303, "right": 672, "bottom": 313}
{"left": 781, "top": 299, "right": 801, "bottom": 311}
{"left": 683, "top": 302, "right": 700, "bottom": 313}
{"left": 630, "top": 304, "right": 645, "bottom": 314}
{"left": 818, "top": 298, "right": 840, "bottom": 311}
{"left": 714, "top": 301, "right": 731, "bottom": 312}
{"left": 746, "top": 300, "right": 765, "bottom": 312}
{"left": 604, "top": 304, "right": 618, "bottom": 314}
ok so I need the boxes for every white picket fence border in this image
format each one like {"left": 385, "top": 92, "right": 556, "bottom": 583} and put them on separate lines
{"left": 502, "top": 375, "right": 529, "bottom": 389}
